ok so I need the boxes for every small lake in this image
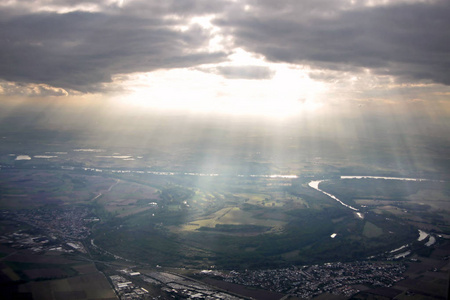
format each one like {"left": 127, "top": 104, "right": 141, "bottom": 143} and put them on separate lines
{"left": 15, "top": 155, "right": 31, "bottom": 160}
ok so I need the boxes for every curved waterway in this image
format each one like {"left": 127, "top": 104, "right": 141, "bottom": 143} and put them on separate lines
{"left": 308, "top": 180, "right": 359, "bottom": 211}
{"left": 49, "top": 164, "right": 437, "bottom": 214}
{"left": 307, "top": 175, "right": 433, "bottom": 213}
{"left": 341, "top": 175, "right": 430, "bottom": 181}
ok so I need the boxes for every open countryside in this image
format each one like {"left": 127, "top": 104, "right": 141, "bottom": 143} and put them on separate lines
{"left": 1, "top": 144, "right": 450, "bottom": 299}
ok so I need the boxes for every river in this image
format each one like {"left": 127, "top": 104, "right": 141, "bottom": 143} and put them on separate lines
{"left": 307, "top": 175, "right": 434, "bottom": 213}
{"left": 340, "top": 175, "right": 430, "bottom": 181}
{"left": 5, "top": 163, "right": 435, "bottom": 215}
{"left": 308, "top": 180, "right": 359, "bottom": 211}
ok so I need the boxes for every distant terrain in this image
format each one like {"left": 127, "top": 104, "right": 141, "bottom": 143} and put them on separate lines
{"left": 0, "top": 117, "right": 449, "bottom": 299}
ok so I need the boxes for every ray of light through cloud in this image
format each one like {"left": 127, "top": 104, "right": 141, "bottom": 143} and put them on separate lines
{"left": 0, "top": 0, "right": 449, "bottom": 123}
{"left": 1, "top": 2, "right": 450, "bottom": 286}
{"left": 113, "top": 48, "right": 326, "bottom": 118}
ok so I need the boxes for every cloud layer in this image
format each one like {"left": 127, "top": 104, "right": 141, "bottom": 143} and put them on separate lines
{"left": 0, "top": 1, "right": 227, "bottom": 92}
{"left": 0, "top": 0, "right": 449, "bottom": 94}
{"left": 218, "top": 0, "right": 450, "bottom": 84}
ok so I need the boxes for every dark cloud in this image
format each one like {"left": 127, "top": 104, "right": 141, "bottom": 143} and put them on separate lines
{"left": 0, "top": 0, "right": 227, "bottom": 17}
{"left": 217, "top": 1, "right": 450, "bottom": 85}
{"left": 204, "top": 66, "right": 275, "bottom": 80}
{"left": 122, "top": 0, "right": 228, "bottom": 17}
{"left": 1, "top": 0, "right": 449, "bottom": 95}
{"left": 0, "top": 5, "right": 227, "bottom": 93}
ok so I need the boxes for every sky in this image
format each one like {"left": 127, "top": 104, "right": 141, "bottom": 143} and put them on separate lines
{"left": 0, "top": 0, "right": 450, "bottom": 119}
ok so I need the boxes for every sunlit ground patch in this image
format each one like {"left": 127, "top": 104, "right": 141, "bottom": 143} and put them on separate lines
{"left": 177, "top": 206, "right": 286, "bottom": 234}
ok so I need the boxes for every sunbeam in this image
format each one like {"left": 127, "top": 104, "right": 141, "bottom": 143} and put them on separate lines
{"left": 1, "top": 1, "right": 450, "bottom": 299}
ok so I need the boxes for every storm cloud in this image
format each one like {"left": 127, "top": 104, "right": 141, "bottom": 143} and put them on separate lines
{"left": 217, "top": 0, "right": 450, "bottom": 85}
{"left": 0, "top": 0, "right": 449, "bottom": 94}
{"left": 0, "top": 2, "right": 227, "bottom": 92}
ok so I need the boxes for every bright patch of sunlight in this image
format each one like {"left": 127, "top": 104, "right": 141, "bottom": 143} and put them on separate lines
{"left": 115, "top": 66, "right": 325, "bottom": 118}
{"left": 113, "top": 48, "right": 327, "bottom": 118}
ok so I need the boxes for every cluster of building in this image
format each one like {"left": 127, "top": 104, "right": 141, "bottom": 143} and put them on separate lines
{"left": 219, "top": 261, "right": 406, "bottom": 298}
{"left": 109, "top": 274, "right": 150, "bottom": 300}
{"left": 1, "top": 207, "right": 95, "bottom": 240}
{"left": 145, "top": 271, "right": 244, "bottom": 300}
{"left": 115, "top": 269, "right": 245, "bottom": 300}
{"left": 0, "top": 207, "right": 94, "bottom": 254}
{"left": 0, "top": 230, "right": 86, "bottom": 253}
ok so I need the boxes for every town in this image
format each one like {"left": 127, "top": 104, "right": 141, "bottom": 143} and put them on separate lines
{"left": 1, "top": 207, "right": 95, "bottom": 240}
{"left": 0, "top": 207, "right": 94, "bottom": 253}
{"left": 109, "top": 268, "right": 246, "bottom": 300}
{"left": 206, "top": 261, "right": 406, "bottom": 298}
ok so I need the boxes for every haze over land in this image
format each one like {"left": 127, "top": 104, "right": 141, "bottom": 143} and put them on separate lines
{"left": 1, "top": 0, "right": 449, "bottom": 176}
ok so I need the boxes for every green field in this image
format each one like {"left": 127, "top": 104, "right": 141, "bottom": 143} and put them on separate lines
{"left": 19, "top": 272, "right": 117, "bottom": 300}
{"left": 0, "top": 170, "right": 118, "bottom": 209}
{"left": 2, "top": 167, "right": 447, "bottom": 269}
{"left": 362, "top": 221, "right": 383, "bottom": 238}
{"left": 0, "top": 246, "right": 117, "bottom": 300}
{"left": 178, "top": 206, "right": 286, "bottom": 232}
{"left": 320, "top": 179, "right": 450, "bottom": 232}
